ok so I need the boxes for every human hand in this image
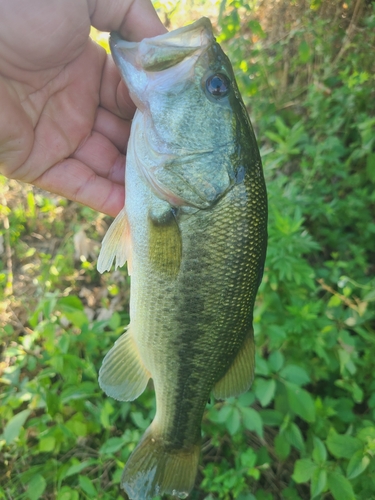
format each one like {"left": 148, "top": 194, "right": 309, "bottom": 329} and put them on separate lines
{"left": 0, "top": 0, "right": 166, "bottom": 216}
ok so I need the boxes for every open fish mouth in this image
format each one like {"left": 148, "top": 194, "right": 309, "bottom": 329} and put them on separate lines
{"left": 110, "top": 18, "right": 214, "bottom": 72}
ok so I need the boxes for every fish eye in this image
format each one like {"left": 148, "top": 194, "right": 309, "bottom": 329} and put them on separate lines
{"left": 206, "top": 73, "right": 230, "bottom": 98}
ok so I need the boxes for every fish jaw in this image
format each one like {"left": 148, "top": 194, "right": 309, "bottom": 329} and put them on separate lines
{"left": 109, "top": 18, "right": 214, "bottom": 109}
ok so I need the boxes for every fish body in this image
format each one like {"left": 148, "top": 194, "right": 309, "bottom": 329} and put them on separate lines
{"left": 97, "top": 18, "right": 267, "bottom": 500}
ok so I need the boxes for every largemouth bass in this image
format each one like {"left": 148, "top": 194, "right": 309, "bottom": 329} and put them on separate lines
{"left": 97, "top": 17, "right": 267, "bottom": 500}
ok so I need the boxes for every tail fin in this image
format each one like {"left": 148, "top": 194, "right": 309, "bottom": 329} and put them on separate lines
{"left": 122, "top": 425, "right": 200, "bottom": 500}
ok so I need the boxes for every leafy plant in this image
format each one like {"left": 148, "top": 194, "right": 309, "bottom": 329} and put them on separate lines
{"left": 1, "top": 1, "right": 375, "bottom": 499}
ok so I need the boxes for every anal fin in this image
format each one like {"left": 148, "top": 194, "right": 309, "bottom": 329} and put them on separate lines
{"left": 99, "top": 326, "right": 150, "bottom": 401}
{"left": 213, "top": 331, "right": 255, "bottom": 400}
{"left": 97, "top": 207, "right": 130, "bottom": 273}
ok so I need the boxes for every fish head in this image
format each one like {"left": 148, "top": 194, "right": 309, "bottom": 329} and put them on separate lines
{"left": 110, "top": 18, "right": 257, "bottom": 209}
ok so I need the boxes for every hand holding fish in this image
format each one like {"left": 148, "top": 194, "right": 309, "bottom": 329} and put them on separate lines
{"left": 0, "top": 0, "right": 166, "bottom": 216}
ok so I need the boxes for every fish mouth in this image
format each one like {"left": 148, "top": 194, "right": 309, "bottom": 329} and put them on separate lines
{"left": 110, "top": 17, "right": 214, "bottom": 73}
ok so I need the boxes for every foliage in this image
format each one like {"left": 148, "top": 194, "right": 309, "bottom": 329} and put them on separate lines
{"left": 1, "top": 1, "right": 375, "bottom": 499}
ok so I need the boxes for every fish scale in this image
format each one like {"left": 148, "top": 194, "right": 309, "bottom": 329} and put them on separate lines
{"left": 97, "top": 17, "right": 267, "bottom": 500}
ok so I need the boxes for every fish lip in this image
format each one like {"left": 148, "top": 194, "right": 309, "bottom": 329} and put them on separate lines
{"left": 109, "top": 17, "right": 215, "bottom": 71}
{"left": 110, "top": 17, "right": 213, "bottom": 50}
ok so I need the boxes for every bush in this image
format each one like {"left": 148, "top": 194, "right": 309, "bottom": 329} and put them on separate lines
{"left": 1, "top": 1, "right": 375, "bottom": 499}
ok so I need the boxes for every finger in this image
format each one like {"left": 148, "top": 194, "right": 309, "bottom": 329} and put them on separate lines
{"left": 90, "top": 0, "right": 167, "bottom": 41}
{"left": 72, "top": 130, "right": 125, "bottom": 185}
{"left": 93, "top": 106, "right": 132, "bottom": 153}
{"left": 99, "top": 54, "right": 137, "bottom": 120}
{"left": 34, "top": 158, "right": 125, "bottom": 217}
{"left": 91, "top": 0, "right": 167, "bottom": 119}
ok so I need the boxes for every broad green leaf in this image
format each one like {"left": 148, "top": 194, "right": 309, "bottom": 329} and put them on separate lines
{"left": 63, "top": 310, "right": 88, "bottom": 329}
{"left": 99, "top": 437, "right": 125, "bottom": 456}
{"left": 61, "top": 382, "right": 97, "bottom": 403}
{"left": 226, "top": 407, "right": 241, "bottom": 435}
{"left": 326, "top": 429, "right": 362, "bottom": 459}
{"left": 299, "top": 40, "right": 311, "bottom": 63}
{"left": 284, "top": 422, "right": 305, "bottom": 452}
{"left": 274, "top": 432, "right": 291, "bottom": 461}
{"left": 63, "top": 460, "right": 94, "bottom": 479}
{"left": 78, "top": 475, "right": 97, "bottom": 496}
{"left": 216, "top": 404, "right": 233, "bottom": 423}
{"left": 38, "top": 436, "right": 56, "bottom": 452}
{"left": 57, "top": 487, "right": 79, "bottom": 500}
{"left": 58, "top": 295, "right": 84, "bottom": 311}
{"left": 279, "top": 365, "right": 310, "bottom": 386}
{"left": 311, "top": 468, "right": 327, "bottom": 498}
{"left": 241, "top": 407, "right": 263, "bottom": 438}
{"left": 259, "top": 410, "right": 283, "bottom": 426}
{"left": 312, "top": 436, "right": 327, "bottom": 463}
{"left": 366, "top": 152, "right": 375, "bottom": 182}
{"left": 65, "top": 419, "right": 87, "bottom": 437}
{"left": 346, "top": 450, "right": 370, "bottom": 479}
{"left": 255, "top": 378, "right": 276, "bottom": 407}
{"left": 268, "top": 351, "right": 284, "bottom": 372}
{"left": 4, "top": 409, "right": 31, "bottom": 444}
{"left": 292, "top": 459, "right": 316, "bottom": 483}
{"left": 237, "top": 494, "right": 256, "bottom": 500}
{"left": 238, "top": 391, "right": 256, "bottom": 407}
{"left": 131, "top": 411, "right": 150, "bottom": 431}
{"left": 26, "top": 474, "right": 46, "bottom": 500}
{"left": 255, "top": 355, "right": 270, "bottom": 376}
{"left": 327, "top": 472, "right": 355, "bottom": 500}
{"left": 285, "top": 382, "right": 316, "bottom": 422}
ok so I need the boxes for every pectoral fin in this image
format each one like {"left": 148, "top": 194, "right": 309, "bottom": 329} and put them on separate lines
{"left": 148, "top": 206, "right": 182, "bottom": 277}
{"left": 213, "top": 332, "right": 255, "bottom": 400}
{"left": 97, "top": 207, "right": 130, "bottom": 274}
{"left": 99, "top": 326, "right": 150, "bottom": 401}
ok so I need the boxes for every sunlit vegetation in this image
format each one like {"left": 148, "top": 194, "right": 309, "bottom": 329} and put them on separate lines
{"left": 1, "top": 1, "right": 375, "bottom": 499}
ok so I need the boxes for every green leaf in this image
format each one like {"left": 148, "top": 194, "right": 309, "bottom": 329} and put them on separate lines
{"left": 63, "top": 460, "right": 94, "bottom": 479}
{"left": 99, "top": 437, "right": 125, "bottom": 456}
{"left": 131, "top": 411, "right": 150, "bottom": 431}
{"left": 274, "top": 432, "right": 291, "bottom": 461}
{"left": 58, "top": 295, "right": 84, "bottom": 311}
{"left": 78, "top": 475, "right": 97, "bottom": 496}
{"left": 284, "top": 422, "right": 305, "bottom": 452}
{"left": 226, "top": 407, "right": 241, "bottom": 435}
{"left": 268, "top": 351, "right": 284, "bottom": 372}
{"left": 327, "top": 472, "right": 355, "bottom": 500}
{"left": 38, "top": 436, "right": 56, "bottom": 452}
{"left": 61, "top": 382, "right": 97, "bottom": 403}
{"left": 4, "top": 409, "right": 31, "bottom": 444}
{"left": 279, "top": 365, "right": 310, "bottom": 386}
{"left": 299, "top": 40, "right": 311, "bottom": 63}
{"left": 311, "top": 468, "right": 327, "bottom": 499}
{"left": 255, "top": 378, "right": 276, "bottom": 407}
{"left": 57, "top": 487, "right": 79, "bottom": 500}
{"left": 312, "top": 436, "right": 327, "bottom": 463}
{"left": 366, "top": 152, "right": 375, "bottom": 182}
{"left": 346, "top": 449, "right": 370, "bottom": 479}
{"left": 326, "top": 429, "right": 362, "bottom": 459}
{"left": 292, "top": 459, "right": 316, "bottom": 483}
{"left": 63, "top": 310, "right": 88, "bottom": 329}
{"left": 285, "top": 382, "right": 316, "bottom": 422}
{"left": 26, "top": 474, "right": 46, "bottom": 500}
{"left": 241, "top": 407, "right": 263, "bottom": 438}
{"left": 259, "top": 410, "right": 283, "bottom": 426}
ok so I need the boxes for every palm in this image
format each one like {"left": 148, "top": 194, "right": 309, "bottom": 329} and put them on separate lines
{"left": 0, "top": 0, "right": 165, "bottom": 215}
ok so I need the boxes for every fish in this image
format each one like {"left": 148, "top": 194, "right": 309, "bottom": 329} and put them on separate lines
{"left": 97, "top": 17, "right": 267, "bottom": 500}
